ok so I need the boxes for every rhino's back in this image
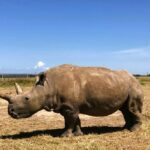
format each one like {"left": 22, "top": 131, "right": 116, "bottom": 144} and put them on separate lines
{"left": 47, "top": 64, "right": 131, "bottom": 91}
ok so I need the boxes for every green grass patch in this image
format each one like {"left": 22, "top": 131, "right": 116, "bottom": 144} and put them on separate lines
{"left": 136, "top": 77, "right": 150, "bottom": 85}
{"left": 0, "top": 78, "right": 35, "bottom": 87}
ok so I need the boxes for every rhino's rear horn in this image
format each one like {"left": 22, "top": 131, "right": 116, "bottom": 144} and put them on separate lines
{"left": 15, "top": 83, "right": 23, "bottom": 94}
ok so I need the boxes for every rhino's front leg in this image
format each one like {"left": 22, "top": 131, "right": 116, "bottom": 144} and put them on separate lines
{"left": 60, "top": 104, "right": 80, "bottom": 137}
{"left": 61, "top": 115, "right": 76, "bottom": 137}
{"left": 73, "top": 117, "right": 83, "bottom": 136}
{"left": 64, "top": 116, "right": 83, "bottom": 136}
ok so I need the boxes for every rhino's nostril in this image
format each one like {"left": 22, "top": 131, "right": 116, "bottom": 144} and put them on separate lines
{"left": 9, "top": 104, "right": 14, "bottom": 113}
{"left": 11, "top": 108, "right": 14, "bottom": 112}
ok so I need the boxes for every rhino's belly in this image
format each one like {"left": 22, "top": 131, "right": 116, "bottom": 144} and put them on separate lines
{"left": 79, "top": 100, "right": 124, "bottom": 116}
{"left": 80, "top": 107, "right": 119, "bottom": 116}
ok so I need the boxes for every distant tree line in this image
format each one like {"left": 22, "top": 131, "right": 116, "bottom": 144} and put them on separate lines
{"left": 134, "top": 74, "right": 150, "bottom": 77}
{"left": 0, "top": 74, "right": 36, "bottom": 78}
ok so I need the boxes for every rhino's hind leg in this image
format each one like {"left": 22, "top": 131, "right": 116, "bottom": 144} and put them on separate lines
{"left": 120, "top": 95, "right": 143, "bottom": 131}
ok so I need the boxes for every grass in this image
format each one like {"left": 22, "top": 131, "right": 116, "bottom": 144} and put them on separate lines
{"left": 0, "top": 77, "right": 150, "bottom": 150}
{"left": 137, "top": 76, "right": 150, "bottom": 85}
{"left": 0, "top": 78, "right": 35, "bottom": 87}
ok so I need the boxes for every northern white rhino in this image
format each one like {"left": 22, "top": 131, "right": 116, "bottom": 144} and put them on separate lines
{"left": 0, "top": 64, "right": 143, "bottom": 137}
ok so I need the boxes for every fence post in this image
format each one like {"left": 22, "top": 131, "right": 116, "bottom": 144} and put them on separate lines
{"left": 1, "top": 74, "right": 4, "bottom": 81}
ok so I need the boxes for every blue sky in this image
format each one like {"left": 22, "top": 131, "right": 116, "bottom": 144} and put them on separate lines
{"left": 0, "top": 0, "right": 150, "bottom": 74}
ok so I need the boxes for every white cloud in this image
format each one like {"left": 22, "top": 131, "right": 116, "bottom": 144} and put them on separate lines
{"left": 34, "top": 61, "right": 45, "bottom": 69}
{"left": 45, "top": 67, "right": 49, "bottom": 70}
{"left": 114, "top": 46, "right": 150, "bottom": 56}
{"left": 106, "top": 46, "right": 150, "bottom": 74}
{"left": 114, "top": 48, "right": 142, "bottom": 54}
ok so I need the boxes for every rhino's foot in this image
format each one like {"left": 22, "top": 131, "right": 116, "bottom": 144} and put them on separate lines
{"left": 73, "top": 124, "right": 83, "bottom": 136}
{"left": 129, "top": 123, "right": 142, "bottom": 132}
{"left": 124, "top": 122, "right": 142, "bottom": 132}
{"left": 60, "top": 130, "right": 73, "bottom": 137}
{"left": 73, "top": 130, "right": 83, "bottom": 136}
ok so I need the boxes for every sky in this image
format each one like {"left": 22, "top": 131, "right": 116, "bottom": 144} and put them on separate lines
{"left": 0, "top": 0, "right": 150, "bottom": 74}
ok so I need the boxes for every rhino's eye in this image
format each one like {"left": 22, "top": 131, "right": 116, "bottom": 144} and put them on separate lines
{"left": 25, "top": 97, "right": 29, "bottom": 101}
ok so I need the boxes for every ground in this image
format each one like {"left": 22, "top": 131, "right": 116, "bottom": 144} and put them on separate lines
{"left": 0, "top": 78, "right": 150, "bottom": 150}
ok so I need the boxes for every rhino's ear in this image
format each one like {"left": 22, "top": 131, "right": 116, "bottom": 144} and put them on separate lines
{"left": 35, "top": 73, "right": 46, "bottom": 86}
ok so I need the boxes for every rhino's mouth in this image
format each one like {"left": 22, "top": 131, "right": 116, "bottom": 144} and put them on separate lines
{"left": 9, "top": 111, "right": 31, "bottom": 119}
{"left": 10, "top": 111, "right": 19, "bottom": 119}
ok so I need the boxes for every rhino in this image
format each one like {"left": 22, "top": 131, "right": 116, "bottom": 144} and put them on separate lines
{"left": 0, "top": 64, "right": 143, "bottom": 137}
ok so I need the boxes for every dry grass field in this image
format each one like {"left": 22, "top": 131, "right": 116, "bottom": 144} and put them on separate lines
{"left": 0, "top": 77, "right": 150, "bottom": 150}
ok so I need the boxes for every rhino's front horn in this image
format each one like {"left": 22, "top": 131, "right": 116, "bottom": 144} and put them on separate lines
{"left": 0, "top": 93, "right": 12, "bottom": 103}
{"left": 15, "top": 83, "right": 23, "bottom": 94}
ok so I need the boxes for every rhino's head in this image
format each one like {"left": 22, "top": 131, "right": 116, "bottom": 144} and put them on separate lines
{"left": 0, "top": 73, "right": 54, "bottom": 119}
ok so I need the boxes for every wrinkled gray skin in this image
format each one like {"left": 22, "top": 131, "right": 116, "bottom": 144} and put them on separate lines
{"left": 0, "top": 64, "right": 143, "bottom": 137}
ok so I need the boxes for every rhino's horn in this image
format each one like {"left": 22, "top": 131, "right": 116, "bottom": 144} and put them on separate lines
{"left": 0, "top": 93, "right": 12, "bottom": 103}
{"left": 15, "top": 83, "right": 23, "bottom": 94}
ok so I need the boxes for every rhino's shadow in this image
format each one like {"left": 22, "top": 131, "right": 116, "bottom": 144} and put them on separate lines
{"left": 0, "top": 126, "right": 123, "bottom": 139}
